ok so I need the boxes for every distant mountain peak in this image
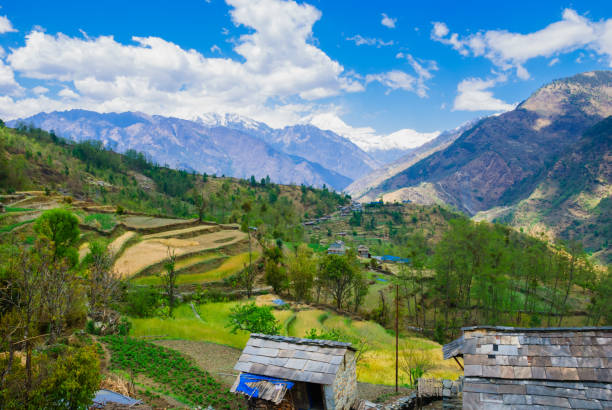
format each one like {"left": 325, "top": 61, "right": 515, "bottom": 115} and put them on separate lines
{"left": 196, "top": 112, "right": 269, "bottom": 131}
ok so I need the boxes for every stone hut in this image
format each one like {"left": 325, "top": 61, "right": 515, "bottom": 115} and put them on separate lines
{"left": 231, "top": 333, "right": 357, "bottom": 410}
{"left": 443, "top": 326, "right": 611, "bottom": 409}
{"left": 357, "top": 245, "right": 370, "bottom": 258}
{"left": 327, "top": 241, "right": 346, "bottom": 256}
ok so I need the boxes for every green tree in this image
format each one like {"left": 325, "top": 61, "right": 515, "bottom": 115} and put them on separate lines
{"left": 264, "top": 245, "right": 286, "bottom": 294}
{"left": 319, "top": 251, "right": 360, "bottom": 310}
{"left": 227, "top": 302, "right": 280, "bottom": 335}
{"left": 587, "top": 267, "right": 612, "bottom": 325}
{"left": 33, "top": 208, "right": 80, "bottom": 260}
{"left": 29, "top": 345, "right": 101, "bottom": 410}
{"left": 287, "top": 244, "right": 316, "bottom": 301}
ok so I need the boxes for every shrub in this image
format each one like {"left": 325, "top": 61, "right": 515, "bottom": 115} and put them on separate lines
{"left": 227, "top": 302, "right": 281, "bottom": 335}
{"left": 124, "top": 286, "right": 159, "bottom": 318}
{"left": 117, "top": 317, "right": 132, "bottom": 336}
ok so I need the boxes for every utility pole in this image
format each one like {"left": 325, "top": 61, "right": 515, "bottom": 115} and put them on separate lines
{"left": 395, "top": 282, "right": 399, "bottom": 393}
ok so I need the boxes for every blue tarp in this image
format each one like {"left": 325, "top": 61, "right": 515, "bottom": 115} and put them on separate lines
{"left": 91, "top": 390, "right": 142, "bottom": 407}
{"left": 376, "top": 278, "right": 388, "bottom": 283}
{"left": 374, "top": 255, "right": 411, "bottom": 264}
{"left": 235, "top": 373, "right": 294, "bottom": 399}
{"left": 272, "top": 299, "right": 286, "bottom": 306}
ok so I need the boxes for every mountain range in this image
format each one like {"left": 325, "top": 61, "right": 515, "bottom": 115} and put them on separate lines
{"left": 349, "top": 70, "right": 612, "bottom": 262}
{"left": 10, "top": 111, "right": 381, "bottom": 191}
{"left": 9, "top": 70, "right": 611, "bottom": 261}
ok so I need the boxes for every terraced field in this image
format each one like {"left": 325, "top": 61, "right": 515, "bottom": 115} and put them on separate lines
{"left": 114, "top": 229, "right": 248, "bottom": 278}
{"left": 142, "top": 224, "right": 221, "bottom": 240}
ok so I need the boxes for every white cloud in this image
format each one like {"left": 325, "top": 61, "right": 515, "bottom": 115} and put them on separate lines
{"left": 2, "top": 0, "right": 364, "bottom": 124}
{"left": 307, "top": 112, "right": 440, "bottom": 151}
{"left": 58, "top": 88, "right": 79, "bottom": 99}
{"left": 32, "top": 85, "right": 49, "bottom": 94}
{"left": 366, "top": 70, "right": 415, "bottom": 93}
{"left": 0, "top": 16, "right": 17, "bottom": 34}
{"left": 210, "top": 44, "right": 221, "bottom": 53}
{"left": 0, "top": 60, "right": 22, "bottom": 95}
{"left": 432, "top": 22, "right": 449, "bottom": 38}
{"left": 548, "top": 57, "right": 560, "bottom": 66}
{"left": 381, "top": 13, "right": 396, "bottom": 29}
{"left": 432, "top": 9, "right": 612, "bottom": 79}
{"left": 453, "top": 76, "right": 516, "bottom": 112}
{"left": 346, "top": 34, "right": 393, "bottom": 47}
{"left": 404, "top": 54, "right": 437, "bottom": 97}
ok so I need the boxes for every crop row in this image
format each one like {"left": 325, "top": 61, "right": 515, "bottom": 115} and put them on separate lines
{"left": 101, "top": 335, "right": 242, "bottom": 409}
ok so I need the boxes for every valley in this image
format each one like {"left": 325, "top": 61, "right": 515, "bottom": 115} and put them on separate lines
{"left": 0, "top": 70, "right": 610, "bottom": 409}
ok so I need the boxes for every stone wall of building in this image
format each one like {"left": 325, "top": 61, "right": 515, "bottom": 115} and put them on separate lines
{"left": 463, "top": 377, "right": 612, "bottom": 409}
{"left": 454, "top": 326, "right": 612, "bottom": 409}
{"left": 327, "top": 350, "right": 357, "bottom": 410}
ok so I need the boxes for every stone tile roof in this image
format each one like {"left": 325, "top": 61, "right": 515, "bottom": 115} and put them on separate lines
{"left": 460, "top": 325, "right": 612, "bottom": 332}
{"left": 442, "top": 335, "right": 464, "bottom": 360}
{"left": 443, "top": 327, "right": 611, "bottom": 383}
{"left": 233, "top": 334, "right": 354, "bottom": 385}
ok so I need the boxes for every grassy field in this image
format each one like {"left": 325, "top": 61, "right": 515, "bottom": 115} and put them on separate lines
{"left": 84, "top": 213, "right": 117, "bottom": 230}
{"left": 130, "top": 300, "right": 462, "bottom": 386}
{"left": 131, "top": 252, "right": 258, "bottom": 285}
{"left": 131, "top": 302, "right": 250, "bottom": 347}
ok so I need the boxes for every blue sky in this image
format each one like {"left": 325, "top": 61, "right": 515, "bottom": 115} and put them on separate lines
{"left": 0, "top": 0, "right": 610, "bottom": 151}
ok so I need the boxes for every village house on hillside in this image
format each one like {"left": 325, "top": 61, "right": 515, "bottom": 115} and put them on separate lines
{"left": 327, "top": 241, "right": 346, "bottom": 255}
{"left": 443, "top": 326, "right": 612, "bottom": 409}
{"left": 231, "top": 334, "right": 358, "bottom": 410}
{"left": 357, "top": 245, "right": 370, "bottom": 258}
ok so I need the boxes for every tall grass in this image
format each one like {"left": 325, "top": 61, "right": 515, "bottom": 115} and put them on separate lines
{"left": 130, "top": 301, "right": 463, "bottom": 385}
{"left": 130, "top": 303, "right": 249, "bottom": 348}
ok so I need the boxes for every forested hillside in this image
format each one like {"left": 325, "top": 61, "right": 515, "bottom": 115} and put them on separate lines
{"left": 0, "top": 122, "right": 349, "bottom": 241}
{"left": 494, "top": 116, "right": 612, "bottom": 264}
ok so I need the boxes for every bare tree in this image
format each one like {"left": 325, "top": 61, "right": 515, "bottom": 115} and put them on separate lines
{"left": 400, "top": 342, "right": 435, "bottom": 387}
{"left": 160, "top": 247, "right": 178, "bottom": 317}
{"left": 41, "top": 257, "right": 72, "bottom": 343}
{"left": 87, "top": 243, "right": 120, "bottom": 320}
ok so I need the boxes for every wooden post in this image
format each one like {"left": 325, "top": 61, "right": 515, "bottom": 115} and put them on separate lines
{"left": 395, "top": 283, "right": 399, "bottom": 393}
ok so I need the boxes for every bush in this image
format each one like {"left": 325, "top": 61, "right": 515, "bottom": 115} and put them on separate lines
{"left": 118, "top": 317, "right": 132, "bottom": 336}
{"left": 85, "top": 320, "right": 100, "bottom": 335}
{"left": 124, "top": 286, "right": 160, "bottom": 318}
{"left": 227, "top": 302, "right": 281, "bottom": 335}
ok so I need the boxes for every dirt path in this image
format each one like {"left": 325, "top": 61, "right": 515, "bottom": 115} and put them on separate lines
{"left": 152, "top": 340, "right": 241, "bottom": 388}
{"left": 108, "top": 231, "right": 137, "bottom": 255}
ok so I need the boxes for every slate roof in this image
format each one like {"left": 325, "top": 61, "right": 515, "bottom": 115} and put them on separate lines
{"left": 233, "top": 334, "right": 355, "bottom": 385}
{"left": 442, "top": 335, "right": 464, "bottom": 360}
{"left": 443, "top": 326, "right": 612, "bottom": 383}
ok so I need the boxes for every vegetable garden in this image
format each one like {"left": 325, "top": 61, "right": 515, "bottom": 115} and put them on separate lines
{"left": 102, "top": 335, "right": 243, "bottom": 409}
